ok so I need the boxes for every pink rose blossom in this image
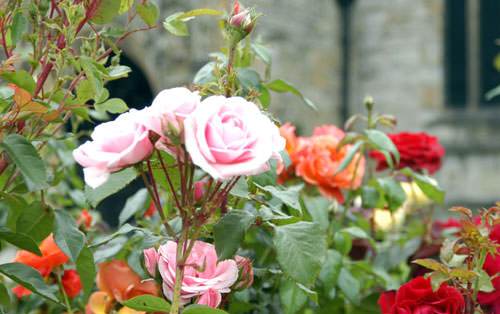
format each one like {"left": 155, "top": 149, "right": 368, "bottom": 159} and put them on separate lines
{"left": 184, "top": 96, "right": 285, "bottom": 180}
{"left": 143, "top": 248, "right": 159, "bottom": 277}
{"left": 147, "top": 87, "right": 201, "bottom": 138}
{"left": 157, "top": 241, "right": 238, "bottom": 308}
{"left": 73, "top": 110, "right": 154, "bottom": 188}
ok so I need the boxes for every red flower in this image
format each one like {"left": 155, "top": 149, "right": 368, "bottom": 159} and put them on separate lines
{"left": 13, "top": 234, "right": 69, "bottom": 298}
{"left": 62, "top": 270, "right": 82, "bottom": 298}
{"left": 478, "top": 224, "right": 500, "bottom": 311}
{"left": 144, "top": 201, "right": 156, "bottom": 218}
{"left": 378, "top": 277, "right": 465, "bottom": 314}
{"left": 370, "top": 132, "right": 445, "bottom": 174}
{"left": 78, "top": 209, "right": 93, "bottom": 229}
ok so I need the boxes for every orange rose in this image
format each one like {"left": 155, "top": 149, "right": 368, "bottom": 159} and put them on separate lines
{"left": 295, "top": 128, "right": 365, "bottom": 203}
{"left": 62, "top": 270, "right": 82, "bottom": 298}
{"left": 14, "top": 234, "right": 68, "bottom": 277}
{"left": 87, "top": 260, "right": 160, "bottom": 314}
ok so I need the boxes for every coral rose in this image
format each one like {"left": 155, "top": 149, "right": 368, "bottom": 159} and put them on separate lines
{"left": 73, "top": 109, "right": 154, "bottom": 188}
{"left": 370, "top": 132, "right": 445, "bottom": 174}
{"left": 14, "top": 234, "right": 68, "bottom": 277}
{"left": 294, "top": 126, "right": 365, "bottom": 203}
{"left": 378, "top": 276, "right": 465, "bottom": 314}
{"left": 155, "top": 241, "right": 238, "bottom": 308}
{"left": 184, "top": 96, "right": 285, "bottom": 180}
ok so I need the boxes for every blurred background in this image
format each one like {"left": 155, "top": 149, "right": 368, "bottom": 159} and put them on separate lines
{"left": 108, "top": 0, "right": 500, "bottom": 209}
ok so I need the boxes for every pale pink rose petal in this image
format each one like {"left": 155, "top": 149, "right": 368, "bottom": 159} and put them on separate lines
{"left": 197, "top": 289, "right": 222, "bottom": 308}
{"left": 143, "top": 248, "right": 159, "bottom": 277}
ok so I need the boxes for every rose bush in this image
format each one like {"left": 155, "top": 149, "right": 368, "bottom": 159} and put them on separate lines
{"left": 0, "top": 1, "right": 498, "bottom": 314}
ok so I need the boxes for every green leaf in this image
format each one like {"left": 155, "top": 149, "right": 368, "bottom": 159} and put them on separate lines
{"left": 377, "top": 178, "right": 406, "bottom": 211}
{"left": 85, "top": 168, "right": 138, "bottom": 207}
{"left": 10, "top": 12, "right": 28, "bottom": 46}
{"left": 236, "top": 68, "right": 261, "bottom": 91}
{"left": 76, "top": 79, "right": 94, "bottom": 103}
{"left": 179, "top": 9, "right": 223, "bottom": 19}
{"left": 365, "top": 129, "right": 400, "bottom": 165}
{"left": 91, "top": 0, "right": 121, "bottom": 24}
{"left": 338, "top": 267, "right": 360, "bottom": 305}
{"left": 90, "top": 224, "right": 140, "bottom": 248}
{"left": 1, "top": 70, "right": 36, "bottom": 94}
{"left": 119, "top": 0, "right": 134, "bottom": 14}
{"left": 413, "top": 173, "right": 445, "bottom": 204}
{"left": 361, "top": 186, "right": 383, "bottom": 209}
{"left": 266, "top": 79, "right": 317, "bottom": 111}
{"left": 280, "top": 278, "right": 308, "bottom": 314}
{"left": 334, "top": 141, "right": 363, "bottom": 175}
{"left": 137, "top": 3, "right": 159, "bottom": 27}
{"left": 183, "top": 304, "right": 228, "bottom": 314}
{"left": 80, "top": 57, "right": 104, "bottom": 99}
{"left": 193, "top": 62, "right": 216, "bottom": 85}
{"left": 214, "top": 210, "right": 255, "bottom": 260}
{"left": 122, "top": 295, "right": 171, "bottom": 312}
{"left": 0, "top": 283, "right": 11, "bottom": 309}
{"left": 252, "top": 43, "right": 271, "bottom": 65}
{"left": 0, "top": 134, "right": 48, "bottom": 191}
{"left": 16, "top": 202, "right": 54, "bottom": 242}
{"left": 76, "top": 246, "right": 96, "bottom": 301}
{"left": 53, "top": 209, "right": 85, "bottom": 262}
{"left": 163, "top": 12, "right": 189, "bottom": 36}
{"left": 107, "top": 65, "right": 132, "bottom": 79}
{"left": 0, "top": 227, "right": 41, "bottom": 255}
{"left": 257, "top": 184, "right": 303, "bottom": 211}
{"left": 340, "top": 226, "right": 370, "bottom": 239}
{"left": 95, "top": 98, "right": 128, "bottom": 114}
{"left": 0, "top": 263, "right": 61, "bottom": 304}
{"left": 273, "top": 222, "right": 327, "bottom": 285}
{"left": 119, "top": 189, "right": 149, "bottom": 226}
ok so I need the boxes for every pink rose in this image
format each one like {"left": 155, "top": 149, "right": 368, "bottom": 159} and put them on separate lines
{"left": 184, "top": 96, "right": 285, "bottom": 180}
{"left": 143, "top": 248, "right": 159, "bottom": 277}
{"left": 147, "top": 87, "right": 201, "bottom": 137}
{"left": 73, "top": 110, "right": 154, "bottom": 188}
{"left": 157, "top": 241, "right": 238, "bottom": 308}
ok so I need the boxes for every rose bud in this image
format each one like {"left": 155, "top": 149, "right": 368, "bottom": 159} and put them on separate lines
{"left": 226, "top": 1, "right": 258, "bottom": 42}
{"left": 144, "top": 201, "right": 156, "bottom": 218}
{"left": 78, "top": 209, "right": 93, "bottom": 229}
{"left": 193, "top": 180, "right": 208, "bottom": 202}
{"left": 233, "top": 255, "right": 254, "bottom": 290}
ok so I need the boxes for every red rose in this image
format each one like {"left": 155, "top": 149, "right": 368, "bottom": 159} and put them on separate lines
{"left": 478, "top": 224, "right": 500, "bottom": 311}
{"left": 378, "top": 277, "right": 465, "bottom": 314}
{"left": 370, "top": 132, "right": 445, "bottom": 174}
{"left": 62, "top": 270, "right": 82, "bottom": 298}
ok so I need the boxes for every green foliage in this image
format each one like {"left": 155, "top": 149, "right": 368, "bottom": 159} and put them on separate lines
{"left": 0, "top": 134, "right": 48, "bottom": 191}
{"left": 85, "top": 168, "right": 138, "bottom": 206}
{"left": 53, "top": 209, "right": 85, "bottom": 262}
{"left": 214, "top": 209, "right": 255, "bottom": 260}
{"left": 0, "top": 263, "right": 61, "bottom": 305}
{"left": 0, "top": 227, "right": 41, "bottom": 255}
{"left": 183, "top": 304, "right": 229, "bottom": 314}
{"left": 273, "top": 222, "right": 327, "bottom": 286}
{"left": 122, "top": 295, "right": 171, "bottom": 312}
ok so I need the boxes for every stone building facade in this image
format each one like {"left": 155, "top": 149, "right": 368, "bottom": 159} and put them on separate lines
{"left": 119, "top": 0, "right": 500, "bottom": 208}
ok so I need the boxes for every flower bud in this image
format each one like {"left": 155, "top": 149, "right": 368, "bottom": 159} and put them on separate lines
{"left": 144, "top": 201, "right": 156, "bottom": 218}
{"left": 233, "top": 256, "right": 254, "bottom": 290}
{"left": 194, "top": 180, "right": 208, "bottom": 202}
{"left": 77, "top": 209, "right": 93, "bottom": 229}
{"left": 143, "top": 247, "right": 159, "bottom": 277}
{"left": 226, "top": 1, "right": 257, "bottom": 43}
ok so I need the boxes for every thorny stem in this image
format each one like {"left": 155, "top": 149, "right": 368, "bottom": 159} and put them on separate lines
{"left": 140, "top": 167, "right": 176, "bottom": 238}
